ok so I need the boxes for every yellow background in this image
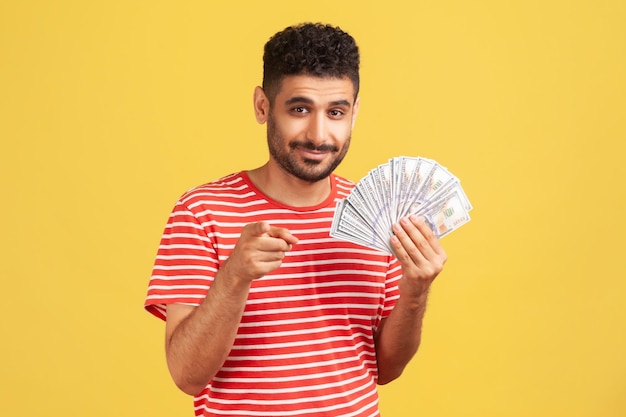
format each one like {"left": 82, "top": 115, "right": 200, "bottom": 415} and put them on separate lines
{"left": 1, "top": 1, "right": 625, "bottom": 416}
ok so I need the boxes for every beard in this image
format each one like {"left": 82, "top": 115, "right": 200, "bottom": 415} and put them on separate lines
{"left": 266, "top": 114, "right": 351, "bottom": 183}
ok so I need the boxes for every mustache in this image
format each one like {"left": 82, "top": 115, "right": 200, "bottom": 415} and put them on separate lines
{"left": 289, "top": 141, "right": 339, "bottom": 152}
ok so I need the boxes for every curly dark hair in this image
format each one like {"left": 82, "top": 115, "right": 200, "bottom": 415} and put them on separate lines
{"left": 262, "top": 22, "right": 360, "bottom": 102}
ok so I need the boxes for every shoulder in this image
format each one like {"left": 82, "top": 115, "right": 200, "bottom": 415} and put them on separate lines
{"left": 167, "top": 172, "right": 259, "bottom": 220}
{"left": 177, "top": 172, "right": 249, "bottom": 205}
{"left": 332, "top": 173, "right": 356, "bottom": 199}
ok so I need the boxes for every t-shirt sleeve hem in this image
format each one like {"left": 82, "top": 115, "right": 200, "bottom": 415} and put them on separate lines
{"left": 144, "top": 300, "right": 201, "bottom": 321}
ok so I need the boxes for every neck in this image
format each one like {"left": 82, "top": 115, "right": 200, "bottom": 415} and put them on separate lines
{"left": 247, "top": 163, "right": 333, "bottom": 207}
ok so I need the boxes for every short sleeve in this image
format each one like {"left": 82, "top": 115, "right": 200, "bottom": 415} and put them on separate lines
{"left": 382, "top": 256, "right": 402, "bottom": 317}
{"left": 144, "top": 199, "right": 219, "bottom": 321}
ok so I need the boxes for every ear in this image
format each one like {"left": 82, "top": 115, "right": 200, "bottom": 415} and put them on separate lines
{"left": 351, "top": 96, "right": 360, "bottom": 130}
{"left": 253, "top": 86, "right": 270, "bottom": 124}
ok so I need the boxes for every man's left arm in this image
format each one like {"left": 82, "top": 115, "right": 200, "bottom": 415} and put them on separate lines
{"left": 374, "top": 215, "right": 447, "bottom": 385}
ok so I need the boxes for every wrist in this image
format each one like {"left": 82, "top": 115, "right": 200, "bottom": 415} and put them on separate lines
{"left": 213, "top": 267, "right": 253, "bottom": 298}
{"left": 398, "top": 284, "right": 430, "bottom": 310}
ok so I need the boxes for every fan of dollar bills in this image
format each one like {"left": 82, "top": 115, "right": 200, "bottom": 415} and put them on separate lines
{"left": 330, "top": 156, "right": 472, "bottom": 254}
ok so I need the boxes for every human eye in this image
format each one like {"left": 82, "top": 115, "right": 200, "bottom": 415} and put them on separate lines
{"left": 328, "top": 109, "right": 346, "bottom": 119}
{"left": 291, "top": 106, "right": 309, "bottom": 115}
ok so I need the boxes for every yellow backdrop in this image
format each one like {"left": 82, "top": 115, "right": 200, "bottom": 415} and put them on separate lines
{"left": 1, "top": 1, "right": 625, "bottom": 416}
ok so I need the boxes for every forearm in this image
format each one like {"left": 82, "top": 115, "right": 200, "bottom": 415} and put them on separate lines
{"left": 166, "top": 271, "right": 251, "bottom": 395}
{"left": 376, "top": 215, "right": 446, "bottom": 384}
{"left": 163, "top": 221, "right": 297, "bottom": 396}
{"left": 374, "top": 290, "right": 429, "bottom": 385}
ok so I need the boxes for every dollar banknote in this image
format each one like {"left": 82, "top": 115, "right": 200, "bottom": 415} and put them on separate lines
{"left": 330, "top": 156, "right": 472, "bottom": 254}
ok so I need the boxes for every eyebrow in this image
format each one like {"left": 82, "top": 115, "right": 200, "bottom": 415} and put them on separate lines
{"left": 284, "top": 96, "right": 352, "bottom": 107}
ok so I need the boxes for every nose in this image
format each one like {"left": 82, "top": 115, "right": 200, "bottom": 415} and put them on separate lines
{"left": 306, "top": 113, "right": 328, "bottom": 144}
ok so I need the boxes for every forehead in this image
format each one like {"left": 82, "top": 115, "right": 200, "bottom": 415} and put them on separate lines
{"left": 274, "top": 75, "right": 356, "bottom": 105}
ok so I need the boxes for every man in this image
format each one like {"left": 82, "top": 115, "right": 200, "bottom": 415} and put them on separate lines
{"left": 145, "top": 22, "right": 447, "bottom": 416}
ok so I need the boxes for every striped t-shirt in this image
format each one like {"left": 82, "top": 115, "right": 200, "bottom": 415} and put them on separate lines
{"left": 145, "top": 171, "right": 402, "bottom": 417}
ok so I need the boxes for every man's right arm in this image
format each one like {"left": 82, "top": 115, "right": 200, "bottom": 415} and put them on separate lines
{"left": 163, "top": 221, "right": 298, "bottom": 396}
{"left": 165, "top": 270, "right": 251, "bottom": 396}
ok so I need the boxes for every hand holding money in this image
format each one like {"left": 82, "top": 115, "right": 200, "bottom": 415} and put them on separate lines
{"left": 330, "top": 156, "right": 472, "bottom": 255}
{"left": 390, "top": 214, "right": 447, "bottom": 297}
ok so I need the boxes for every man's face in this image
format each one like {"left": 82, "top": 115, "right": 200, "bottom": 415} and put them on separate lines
{"left": 264, "top": 75, "right": 359, "bottom": 183}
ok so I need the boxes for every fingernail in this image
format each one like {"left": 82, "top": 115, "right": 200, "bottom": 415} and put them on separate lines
{"left": 410, "top": 215, "right": 423, "bottom": 224}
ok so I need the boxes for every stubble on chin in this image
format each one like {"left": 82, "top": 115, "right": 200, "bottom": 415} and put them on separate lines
{"left": 266, "top": 115, "right": 351, "bottom": 183}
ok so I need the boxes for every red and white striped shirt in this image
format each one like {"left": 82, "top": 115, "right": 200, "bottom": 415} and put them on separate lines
{"left": 145, "top": 171, "right": 402, "bottom": 417}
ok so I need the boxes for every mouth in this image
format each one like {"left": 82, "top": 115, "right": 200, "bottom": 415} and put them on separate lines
{"left": 291, "top": 141, "right": 338, "bottom": 162}
{"left": 299, "top": 147, "right": 331, "bottom": 161}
